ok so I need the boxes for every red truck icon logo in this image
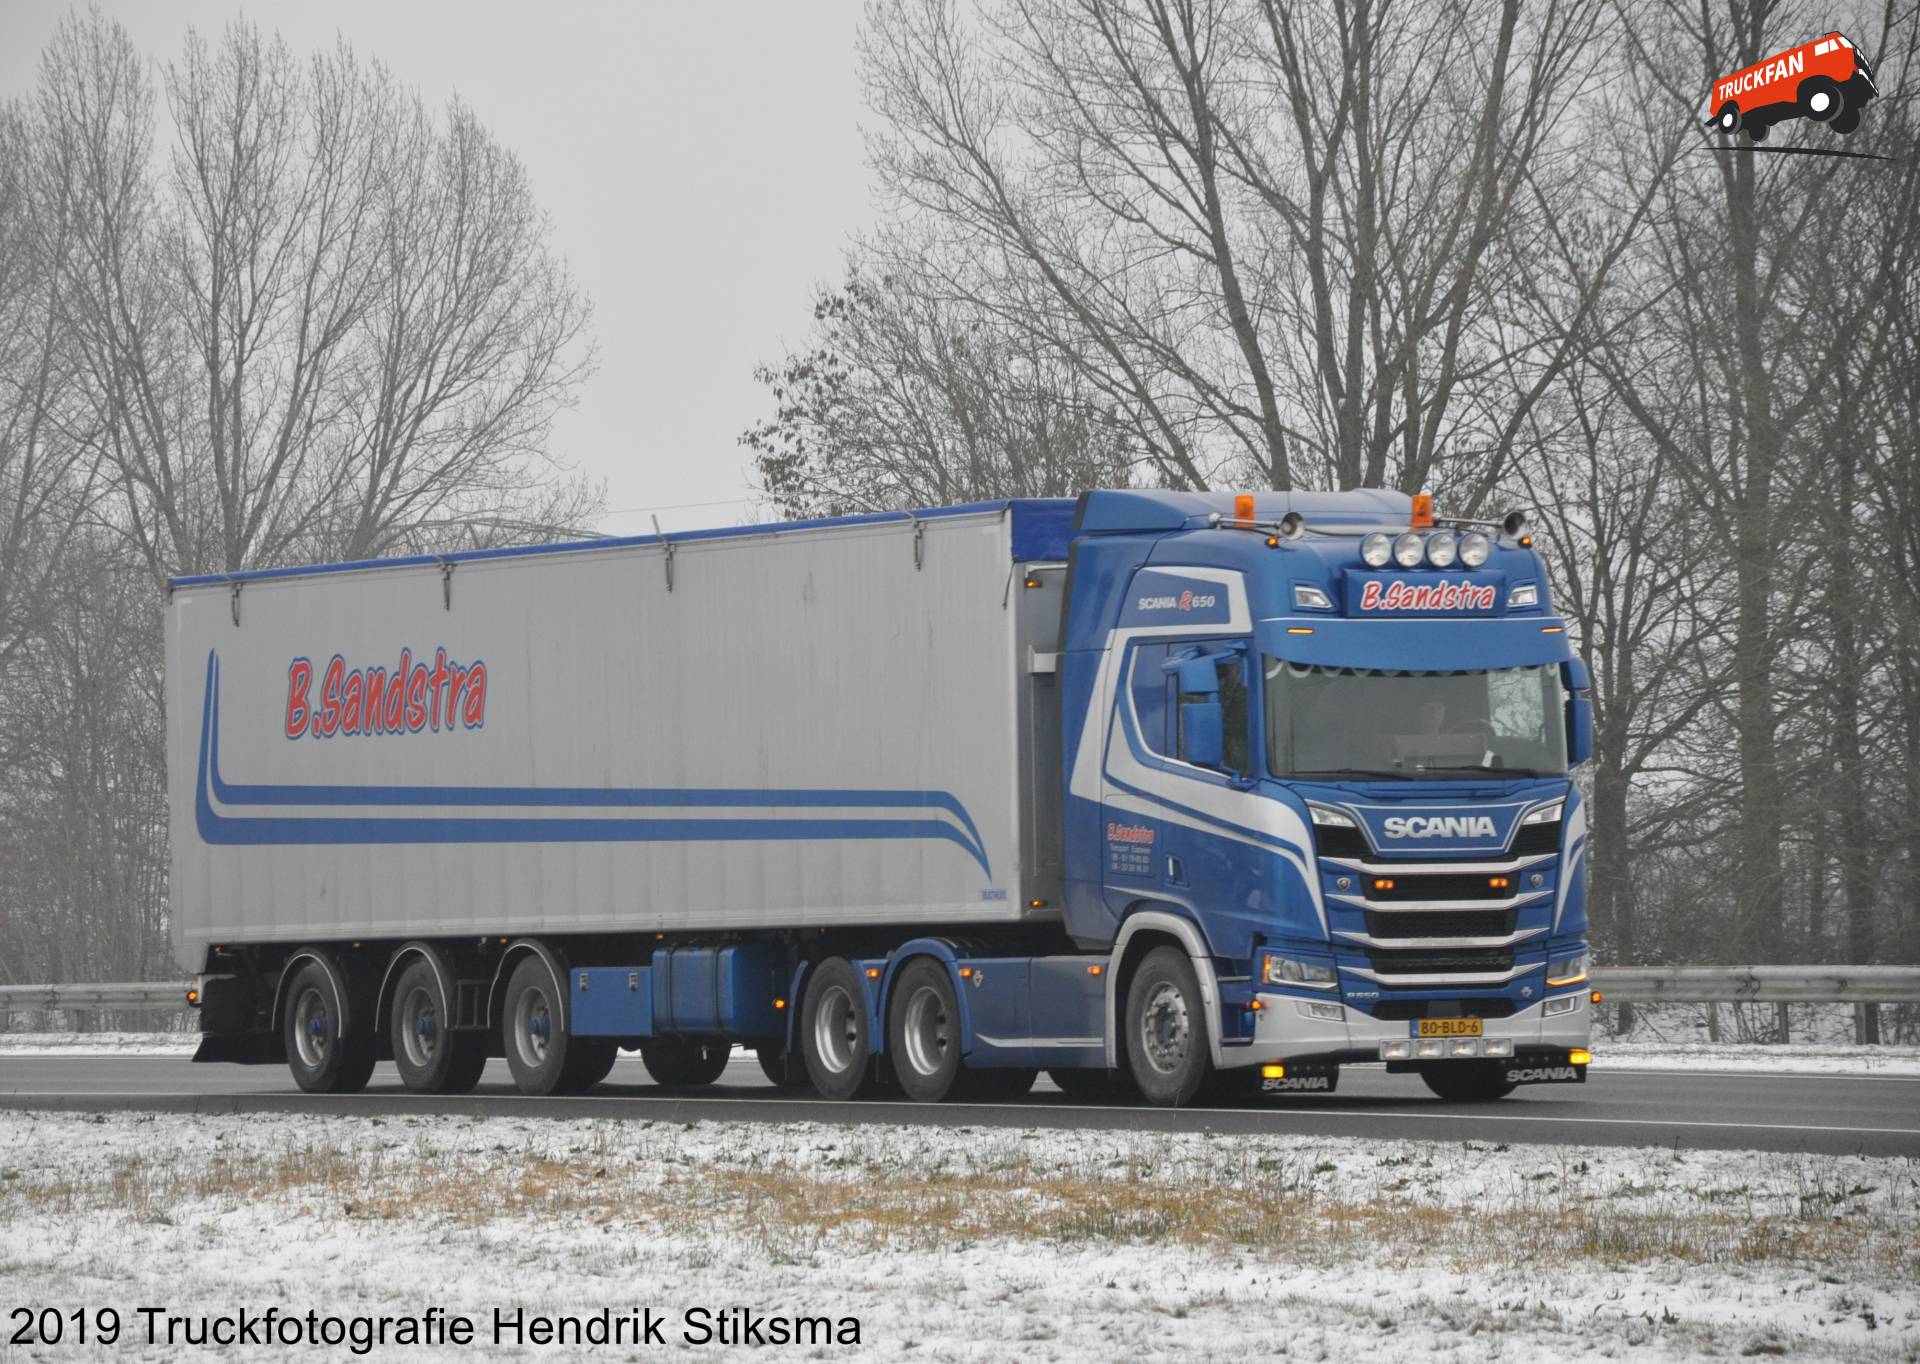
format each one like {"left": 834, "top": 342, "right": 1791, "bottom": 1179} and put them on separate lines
{"left": 1702, "top": 33, "right": 1878, "bottom": 140}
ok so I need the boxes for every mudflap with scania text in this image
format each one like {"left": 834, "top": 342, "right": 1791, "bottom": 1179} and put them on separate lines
{"left": 1503, "top": 1060, "right": 1586, "bottom": 1087}
{"left": 1259, "top": 1065, "right": 1339, "bottom": 1095}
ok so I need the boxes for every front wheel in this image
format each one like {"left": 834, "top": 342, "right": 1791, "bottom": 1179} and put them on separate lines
{"left": 1124, "top": 947, "right": 1212, "bottom": 1107}
{"left": 1420, "top": 1062, "right": 1518, "bottom": 1102}
{"left": 1798, "top": 75, "right": 1844, "bottom": 122}
{"left": 283, "top": 960, "right": 374, "bottom": 1094}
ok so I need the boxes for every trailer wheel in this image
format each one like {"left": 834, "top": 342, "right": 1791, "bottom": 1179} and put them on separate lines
{"left": 390, "top": 960, "right": 485, "bottom": 1094}
{"left": 1798, "top": 75, "right": 1844, "bottom": 122}
{"left": 500, "top": 954, "right": 574, "bottom": 1096}
{"left": 1419, "top": 1062, "right": 1517, "bottom": 1103}
{"left": 800, "top": 957, "right": 874, "bottom": 1101}
{"left": 640, "top": 1040, "right": 730, "bottom": 1088}
{"left": 283, "top": 961, "right": 374, "bottom": 1094}
{"left": 887, "top": 959, "right": 964, "bottom": 1102}
{"left": 1124, "top": 947, "right": 1211, "bottom": 1107}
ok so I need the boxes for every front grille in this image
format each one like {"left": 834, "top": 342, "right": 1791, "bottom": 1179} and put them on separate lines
{"left": 1314, "top": 824, "right": 1370, "bottom": 858}
{"left": 1364, "top": 947, "right": 1515, "bottom": 980}
{"left": 1511, "top": 820, "right": 1561, "bottom": 855}
{"left": 1363, "top": 909, "right": 1514, "bottom": 940}
{"left": 1369, "top": 997, "right": 1519, "bottom": 1020}
{"left": 1366, "top": 872, "right": 1517, "bottom": 902}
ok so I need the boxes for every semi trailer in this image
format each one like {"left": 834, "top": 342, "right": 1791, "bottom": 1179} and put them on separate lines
{"left": 171, "top": 489, "right": 1594, "bottom": 1107}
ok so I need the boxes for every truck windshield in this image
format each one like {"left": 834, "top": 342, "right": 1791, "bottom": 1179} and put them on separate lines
{"left": 1264, "top": 660, "right": 1568, "bottom": 780}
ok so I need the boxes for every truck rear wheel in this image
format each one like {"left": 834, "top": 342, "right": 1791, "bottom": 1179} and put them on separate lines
{"left": 887, "top": 959, "right": 964, "bottom": 1102}
{"left": 283, "top": 960, "right": 374, "bottom": 1094}
{"left": 500, "top": 954, "right": 577, "bottom": 1096}
{"left": 1124, "top": 947, "right": 1211, "bottom": 1107}
{"left": 756, "top": 1046, "right": 806, "bottom": 1088}
{"left": 560, "top": 1041, "right": 619, "bottom": 1092}
{"left": 800, "top": 957, "right": 875, "bottom": 1101}
{"left": 1419, "top": 1062, "right": 1517, "bottom": 1103}
{"left": 390, "top": 960, "right": 486, "bottom": 1095}
{"left": 641, "top": 1040, "right": 730, "bottom": 1087}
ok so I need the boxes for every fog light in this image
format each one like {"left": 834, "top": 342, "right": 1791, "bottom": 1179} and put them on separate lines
{"left": 1483, "top": 1038, "right": 1513, "bottom": 1057}
{"left": 1544, "top": 993, "right": 1580, "bottom": 1017}
{"left": 1381, "top": 1041, "right": 1413, "bottom": 1060}
{"left": 1415, "top": 1039, "right": 1446, "bottom": 1058}
{"left": 1361, "top": 531, "right": 1393, "bottom": 567}
{"left": 1459, "top": 531, "right": 1491, "bottom": 567}
{"left": 1297, "top": 1000, "right": 1343, "bottom": 1022}
{"left": 1568, "top": 1048, "right": 1591, "bottom": 1065}
{"left": 1393, "top": 532, "right": 1425, "bottom": 568}
{"left": 1449, "top": 1038, "right": 1483, "bottom": 1057}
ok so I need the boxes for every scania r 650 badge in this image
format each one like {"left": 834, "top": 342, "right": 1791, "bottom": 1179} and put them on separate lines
{"left": 171, "top": 490, "right": 1594, "bottom": 1107}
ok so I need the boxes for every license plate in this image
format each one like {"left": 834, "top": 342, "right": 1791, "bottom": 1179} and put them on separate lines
{"left": 1416, "top": 1018, "right": 1483, "bottom": 1038}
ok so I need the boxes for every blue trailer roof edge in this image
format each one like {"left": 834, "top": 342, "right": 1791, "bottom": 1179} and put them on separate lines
{"left": 168, "top": 497, "right": 1080, "bottom": 590}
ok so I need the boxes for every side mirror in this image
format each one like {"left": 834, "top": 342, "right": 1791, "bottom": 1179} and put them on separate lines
{"left": 1563, "top": 657, "right": 1592, "bottom": 767}
{"left": 1180, "top": 699, "right": 1225, "bottom": 768}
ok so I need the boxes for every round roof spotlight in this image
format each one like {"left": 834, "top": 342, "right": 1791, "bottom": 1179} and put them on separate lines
{"left": 1426, "top": 530, "right": 1459, "bottom": 568}
{"left": 1278, "top": 511, "right": 1306, "bottom": 541}
{"left": 1360, "top": 531, "right": 1393, "bottom": 568}
{"left": 1393, "top": 532, "right": 1426, "bottom": 568}
{"left": 1501, "top": 510, "right": 1530, "bottom": 538}
{"left": 1459, "top": 530, "right": 1492, "bottom": 567}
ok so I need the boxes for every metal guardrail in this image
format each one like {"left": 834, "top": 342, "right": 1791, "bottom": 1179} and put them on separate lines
{"left": 2, "top": 967, "right": 1915, "bottom": 1012}
{"left": 1592, "top": 966, "right": 1920, "bottom": 1004}
{"left": 0, "top": 982, "right": 191, "bottom": 1012}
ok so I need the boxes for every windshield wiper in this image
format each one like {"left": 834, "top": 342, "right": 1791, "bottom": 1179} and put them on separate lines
{"left": 1411, "top": 764, "right": 1552, "bottom": 778}
{"left": 1288, "top": 768, "right": 1418, "bottom": 781}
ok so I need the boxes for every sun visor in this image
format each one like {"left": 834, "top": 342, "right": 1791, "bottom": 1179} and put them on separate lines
{"left": 1258, "top": 618, "right": 1574, "bottom": 671}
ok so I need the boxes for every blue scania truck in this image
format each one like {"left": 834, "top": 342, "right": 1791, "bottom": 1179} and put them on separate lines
{"left": 172, "top": 489, "right": 1592, "bottom": 1106}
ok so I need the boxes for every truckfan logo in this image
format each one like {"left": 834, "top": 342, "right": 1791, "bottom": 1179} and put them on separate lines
{"left": 1382, "top": 815, "right": 1498, "bottom": 840}
{"left": 1702, "top": 32, "right": 1878, "bottom": 143}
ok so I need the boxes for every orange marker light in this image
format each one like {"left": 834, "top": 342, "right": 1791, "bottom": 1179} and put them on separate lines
{"left": 1087, "top": 964, "right": 1103, "bottom": 976}
{"left": 1286, "top": 627, "right": 1314, "bottom": 635}
{"left": 1248, "top": 999, "right": 1264, "bottom": 1011}
{"left": 865, "top": 967, "right": 881, "bottom": 979}
{"left": 185, "top": 989, "right": 200, "bottom": 1006}
{"left": 1411, "top": 493, "right": 1435, "bottom": 528}
{"left": 1024, "top": 577, "right": 1041, "bottom": 589}
{"left": 1569, "top": 1048, "right": 1592, "bottom": 1065}
{"left": 1234, "top": 493, "right": 1255, "bottom": 521}
{"left": 1373, "top": 878, "right": 1396, "bottom": 891}
{"left": 1590, "top": 990, "right": 1604, "bottom": 1005}
{"left": 958, "top": 967, "right": 974, "bottom": 979}
{"left": 1489, "top": 877, "right": 1510, "bottom": 890}
{"left": 1029, "top": 898, "right": 1048, "bottom": 909}
{"left": 774, "top": 998, "right": 787, "bottom": 1010}
{"left": 1519, "top": 534, "right": 1534, "bottom": 547}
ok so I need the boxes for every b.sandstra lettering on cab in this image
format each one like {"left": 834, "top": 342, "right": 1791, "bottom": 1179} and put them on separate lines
{"left": 284, "top": 648, "right": 488, "bottom": 739}
{"left": 1358, "top": 580, "right": 1499, "bottom": 612}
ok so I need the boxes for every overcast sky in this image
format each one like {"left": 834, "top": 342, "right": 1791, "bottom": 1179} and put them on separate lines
{"left": 0, "top": 1, "right": 871, "bottom": 534}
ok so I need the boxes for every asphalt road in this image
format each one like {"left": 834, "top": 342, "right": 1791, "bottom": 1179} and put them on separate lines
{"left": 2, "top": 1053, "right": 1914, "bottom": 1157}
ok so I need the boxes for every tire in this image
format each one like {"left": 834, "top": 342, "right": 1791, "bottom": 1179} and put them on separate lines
{"left": 283, "top": 960, "right": 374, "bottom": 1094}
{"left": 1746, "top": 120, "right": 1768, "bottom": 143}
{"left": 756, "top": 1046, "right": 805, "bottom": 1088}
{"left": 1798, "top": 75, "right": 1844, "bottom": 122}
{"left": 640, "top": 1040, "right": 730, "bottom": 1087}
{"left": 560, "top": 1040, "right": 619, "bottom": 1092}
{"left": 1420, "top": 1062, "right": 1518, "bottom": 1103}
{"left": 960, "top": 1066, "right": 1037, "bottom": 1101}
{"left": 500, "top": 953, "right": 574, "bottom": 1096}
{"left": 887, "top": 959, "right": 965, "bottom": 1102}
{"left": 1046, "top": 1067, "right": 1135, "bottom": 1102}
{"left": 799, "top": 957, "right": 874, "bottom": 1101}
{"left": 1715, "top": 102, "right": 1741, "bottom": 134}
{"left": 1833, "top": 108, "right": 1860, "bottom": 135}
{"left": 389, "top": 959, "right": 485, "bottom": 1095}
{"left": 1124, "top": 947, "right": 1212, "bottom": 1107}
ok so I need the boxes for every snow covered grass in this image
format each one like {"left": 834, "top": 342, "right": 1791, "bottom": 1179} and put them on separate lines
{"left": 1589, "top": 1041, "right": 1920, "bottom": 1077}
{"left": 0, "top": 1111, "right": 1913, "bottom": 1360}
{"left": 0, "top": 1030, "right": 197, "bottom": 1056}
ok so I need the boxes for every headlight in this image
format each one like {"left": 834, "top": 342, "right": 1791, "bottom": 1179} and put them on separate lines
{"left": 1425, "top": 530, "right": 1458, "bottom": 567}
{"left": 1546, "top": 952, "right": 1590, "bottom": 986}
{"left": 1360, "top": 531, "right": 1393, "bottom": 567}
{"left": 1509, "top": 583, "right": 1539, "bottom": 608}
{"left": 1521, "top": 800, "right": 1563, "bottom": 825}
{"left": 1459, "top": 531, "right": 1490, "bottom": 567}
{"left": 1392, "top": 532, "right": 1424, "bottom": 568}
{"left": 1262, "top": 953, "right": 1337, "bottom": 989}
{"left": 1308, "top": 804, "right": 1357, "bottom": 828}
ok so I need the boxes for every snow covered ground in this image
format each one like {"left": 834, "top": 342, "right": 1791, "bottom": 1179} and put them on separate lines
{"left": 0, "top": 1030, "right": 197, "bottom": 1056}
{"left": 0, "top": 1110, "right": 1912, "bottom": 1361}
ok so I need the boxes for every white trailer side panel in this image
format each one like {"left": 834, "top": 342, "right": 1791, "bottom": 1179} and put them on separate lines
{"left": 166, "top": 512, "right": 1034, "bottom": 972}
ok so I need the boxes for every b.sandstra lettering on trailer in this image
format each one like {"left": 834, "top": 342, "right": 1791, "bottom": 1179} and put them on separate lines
{"left": 285, "top": 647, "right": 487, "bottom": 739}
{"left": 193, "top": 652, "right": 992, "bottom": 875}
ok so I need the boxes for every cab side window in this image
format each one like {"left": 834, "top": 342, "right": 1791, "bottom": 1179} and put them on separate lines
{"left": 1128, "top": 643, "right": 1175, "bottom": 757}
